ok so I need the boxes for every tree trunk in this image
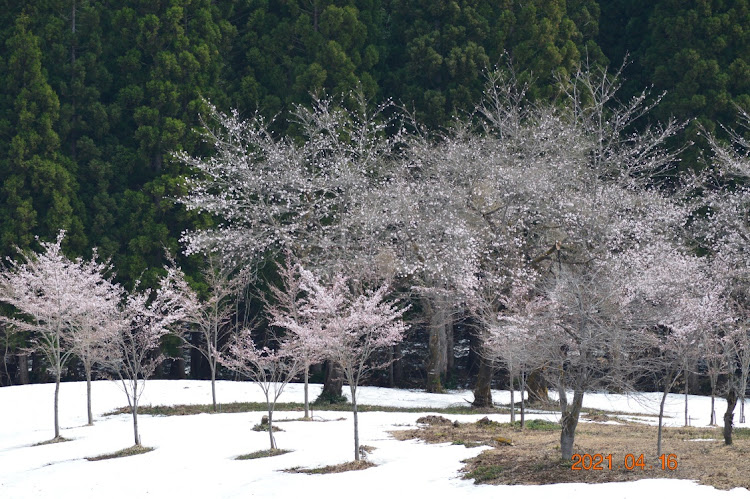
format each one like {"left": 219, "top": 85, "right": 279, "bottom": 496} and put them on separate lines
{"left": 1, "top": 334, "right": 11, "bottom": 386}
{"left": 560, "top": 389, "right": 584, "bottom": 461}
{"left": 17, "top": 353, "right": 29, "bottom": 384}
{"left": 172, "top": 344, "right": 186, "bottom": 379}
{"left": 710, "top": 392, "right": 716, "bottom": 426}
{"left": 210, "top": 361, "right": 217, "bottom": 412}
{"left": 132, "top": 402, "right": 140, "bottom": 446}
{"left": 268, "top": 406, "right": 276, "bottom": 450}
{"left": 526, "top": 369, "right": 548, "bottom": 404}
{"left": 424, "top": 294, "right": 448, "bottom": 393}
{"left": 446, "top": 318, "right": 455, "bottom": 376}
{"left": 724, "top": 387, "right": 738, "bottom": 445}
{"left": 31, "top": 352, "right": 47, "bottom": 382}
{"left": 657, "top": 383, "right": 670, "bottom": 456}
{"left": 520, "top": 371, "right": 526, "bottom": 429}
{"left": 472, "top": 355, "right": 493, "bottom": 407}
{"left": 351, "top": 386, "right": 359, "bottom": 462}
{"left": 304, "top": 366, "right": 310, "bottom": 419}
{"left": 509, "top": 373, "right": 515, "bottom": 424}
{"left": 190, "top": 331, "right": 208, "bottom": 379}
{"left": 86, "top": 366, "right": 93, "bottom": 425}
{"left": 317, "top": 361, "right": 343, "bottom": 403}
{"left": 54, "top": 374, "right": 61, "bottom": 439}
{"left": 684, "top": 371, "right": 690, "bottom": 427}
{"left": 741, "top": 397, "right": 745, "bottom": 424}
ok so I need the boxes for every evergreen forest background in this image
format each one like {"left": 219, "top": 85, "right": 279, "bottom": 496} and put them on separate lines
{"left": 1, "top": 0, "right": 748, "bottom": 390}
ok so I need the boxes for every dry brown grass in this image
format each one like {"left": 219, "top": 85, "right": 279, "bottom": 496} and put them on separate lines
{"left": 33, "top": 436, "right": 72, "bottom": 446}
{"left": 392, "top": 418, "right": 750, "bottom": 489}
{"left": 283, "top": 460, "right": 376, "bottom": 474}
{"left": 235, "top": 448, "right": 291, "bottom": 460}
{"left": 85, "top": 445, "right": 154, "bottom": 461}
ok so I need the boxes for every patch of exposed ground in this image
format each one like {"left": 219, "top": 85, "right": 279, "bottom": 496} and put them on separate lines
{"left": 283, "top": 460, "right": 376, "bottom": 474}
{"left": 393, "top": 417, "right": 750, "bottom": 490}
{"left": 86, "top": 445, "right": 154, "bottom": 461}
{"left": 235, "top": 448, "right": 291, "bottom": 460}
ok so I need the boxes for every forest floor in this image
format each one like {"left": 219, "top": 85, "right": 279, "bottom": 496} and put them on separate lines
{"left": 393, "top": 415, "right": 750, "bottom": 490}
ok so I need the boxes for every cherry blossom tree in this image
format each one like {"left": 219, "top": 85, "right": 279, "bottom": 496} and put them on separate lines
{"left": 0, "top": 231, "right": 121, "bottom": 438}
{"left": 725, "top": 289, "right": 750, "bottom": 424}
{"left": 174, "top": 94, "right": 402, "bottom": 269}
{"left": 102, "top": 262, "right": 194, "bottom": 446}
{"left": 480, "top": 279, "right": 549, "bottom": 427}
{"left": 181, "top": 253, "right": 248, "bottom": 411}
{"left": 65, "top": 253, "right": 123, "bottom": 425}
{"left": 287, "top": 266, "right": 407, "bottom": 461}
{"left": 696, "top": 106, "right": 750, "bottom": 438}
{"left": 175, "top": 94, "right": 405, "bottom": 400}
{"left": 622, "top": 243, "right": 730, "bottom": 454}
{"left": 266, "top": 256, "right": 327, "bottom": 419}
{"left": 219, "top": 328, "right": 300, "bottom": 450}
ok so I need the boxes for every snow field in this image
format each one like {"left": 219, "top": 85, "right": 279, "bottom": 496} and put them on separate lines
{"left": 1, "top": 380, "right": 749, "bottom": 498}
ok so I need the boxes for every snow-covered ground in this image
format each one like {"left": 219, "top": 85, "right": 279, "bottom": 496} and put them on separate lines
{"left": 1, "top": 380, "right": 749, "bottom": 498}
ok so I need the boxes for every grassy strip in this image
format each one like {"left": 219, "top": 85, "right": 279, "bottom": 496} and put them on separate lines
{"left": 284, "top": 460, "right": 375, "bottom": 474}
{"left": 86, "top": 445, "right": 154, "bottom": 461}
{"left": 103, "top": 401, "right": 659, "bottom": 419}
{"left": 236, "top": 448, "right": 291, "bottom": 460}
{"left": 104, "top": 402, "right": 513, "bottom": 417}
{"left": 33, "top": 436, "right": 72, "bottom": 446}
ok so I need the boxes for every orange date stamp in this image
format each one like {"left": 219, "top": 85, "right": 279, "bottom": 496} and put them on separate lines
{"left": 571, "top": 453, "right": 678, "bottom": 471}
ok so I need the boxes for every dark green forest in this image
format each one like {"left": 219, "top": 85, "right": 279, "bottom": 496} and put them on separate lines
{"left": 1, "top": 0, "right": 748, "bottom": 389}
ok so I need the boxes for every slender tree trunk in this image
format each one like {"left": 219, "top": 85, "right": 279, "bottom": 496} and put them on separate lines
{"left": 741, "top": 366, "right": 749, "bottom": 424}
{"left": 304, "top": 366, "right": 310, "bottom": 419}
{"left": 210, "top": 362, "right": 217, "bottom": 412}
{"left": 54, "top": 373, "right": 61, "bottom": 439}
{"left": 741, "top": 397, "right": 745, "bottom": 424}
{"left": 1, "top": 332, "right": 11, "bottom": 386}
{"left": 446, "top": 318, "right": 455, "bottom": 376}
{"left": 657, "top": 383, "right": 670, "bottom": 456}
{"left": 472, "top": 354, "right": 493, "bottom": 407}
{"left": 684, "top": 371, "right": 690, "bottom": 427}
{"left": 388, "top": 347, "right": 395, "bottom": 387}
{"left": 724, "top": 386, "right": 738, "bottom": 445}
{"left": 351, "top": 386, "right": 359, "bottom": 462}
{"left": 560, "top": 389, "right": 584, "bottom": 461}
{"left": 268, "top": 405, "right": 276, "bottom": 450}
{"left": 710, "top": 392, "right": 716, "bottom": 425}
{"left": 520, "top": 371, "right": 526, "bottom": 429}
{"left": 509, "top": 372, "right": 515, "bottom": 424}
{"left": 132, "top": 402, "right": 140, "bottom": 446}
{"left": 86, "top": 366, "right": 93, "bottom": 425}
